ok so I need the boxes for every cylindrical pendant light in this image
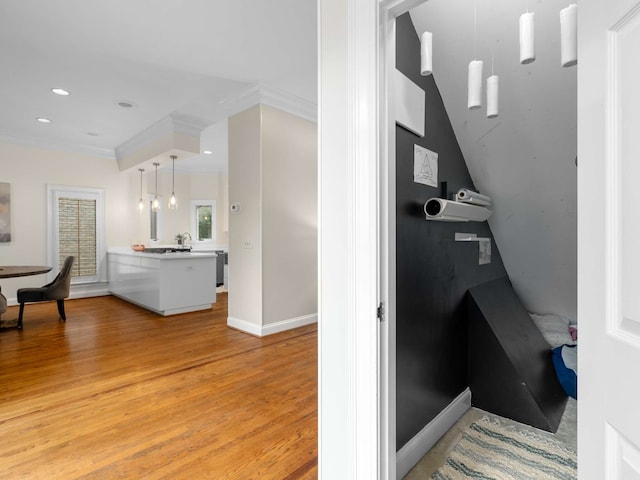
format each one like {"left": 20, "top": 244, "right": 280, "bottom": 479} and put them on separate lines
{"left": 468, "top": 60, "right": 483, "bottom": 110}
{"left": 560, "top": 4, "right": 578, "bottom": 67}
{"left": 486, "top": 75, "right": 499, "bottom": 118}
{"left": 168, "top": 155, "right": 178, "bottom": 209}
{"left": 519, "top": 12, "right": 535, "bottom": 64}
{"left": 152, "top": 162, "right": 160, "bottom": 212}
{"left": 137, "top": 168, "right": 145, "bottom": 211}
{"left": 420, "top": 31, "right": 433, "bottom": 76}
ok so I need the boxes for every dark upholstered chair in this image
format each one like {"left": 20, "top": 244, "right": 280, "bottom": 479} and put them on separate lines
{"left": 0, "top": 286, "right": 7, "bottom": 317}
{"left": 17, "top": 256, "right": 74, "bottom": 329}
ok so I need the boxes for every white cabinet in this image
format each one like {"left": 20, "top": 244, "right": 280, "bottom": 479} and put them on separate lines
{"left": 108, "top": 249, "right": 217, "bottom": 316}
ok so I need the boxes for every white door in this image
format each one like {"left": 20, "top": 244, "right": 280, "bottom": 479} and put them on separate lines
{"left": 579, "top": 1, "right": 640, "bottom": 478}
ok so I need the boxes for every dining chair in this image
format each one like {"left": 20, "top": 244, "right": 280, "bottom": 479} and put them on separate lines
{"left": 0, "top": 286, "right": 7, "bottom": 316}
{"left": 17, "top": 256, "right": 74, "bottom": 329}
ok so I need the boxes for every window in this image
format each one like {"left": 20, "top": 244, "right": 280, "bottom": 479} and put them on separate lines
{"left": 148, "top": 194, "right": 163, "bottom": 242}
{"left": 48, "top": 185, "right": 105, "bottom": 284}
{"left": 190, "top": 200, "right": 216, "bottom": 245}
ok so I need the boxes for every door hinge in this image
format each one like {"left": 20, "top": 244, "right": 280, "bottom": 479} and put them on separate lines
{"left": 377, "top": 302, "right": 385, "bottom": 322}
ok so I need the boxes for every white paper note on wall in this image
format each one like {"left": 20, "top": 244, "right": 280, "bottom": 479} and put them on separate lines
{"left": 479, "top": 238, "right": 491, "bottom": 265}
{"left": 414, "top": 144, "right": 438, "bottom": 188}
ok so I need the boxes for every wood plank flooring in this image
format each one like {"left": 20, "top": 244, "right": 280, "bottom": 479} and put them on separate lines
{"left": 0, "top": 294, "right": 318, "bottom": 479}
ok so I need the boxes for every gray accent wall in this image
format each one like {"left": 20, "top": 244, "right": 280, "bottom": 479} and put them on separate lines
{"left": 395, "top": 13, "right": 508, "bottom": 450}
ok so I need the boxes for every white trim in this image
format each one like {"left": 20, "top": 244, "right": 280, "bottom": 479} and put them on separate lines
{"left": 221, "top": 85, "right": 318, "bottom": 123}
{"left": 190, "top": 199, "right": 217, "bottom": 245}
{"left": 227, "top": 314, "right": 318, "bottom": 337}
{"left": 318, "top": 0, "right": 382, "bottom": 477}
{"left": 46, "top": 184, "right": 106, "bottom": 284}
{"left": 227, "top": 316, "right": 262, "bottom": 336}
{"left": 261, "top": 313, "right": 318, "bottom": 336}
{"left": 0, "top": 130, "right": 116, "bottom": 159}
{"left": 396, "top": 388, "right": 472, "bottom": 479}
{"left": 379, "top": 3, "right": 398, "bottom": 478}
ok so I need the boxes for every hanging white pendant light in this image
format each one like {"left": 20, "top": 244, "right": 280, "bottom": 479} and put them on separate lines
{"left": 468, "top": 60, "right": 484, "bottom": 110}
{"left": 137, "top": 168, "right": 145, "bottom": 211}
{"left": 152, "top": 162, "right": 160, "bottom": 212}
{"left": 168, "top": 155, "right": 178, "bottom": 210}
{"left": 486, "top": 75, "right": 499, "bottom": 118}
{"left": 560, "top": 4, "right": 578, "bottom": 67}
{"left": 468, "top": 0, "right": 483, "bottom": 110}
{"left": 519, "top": 11, "right": 535, "bottom": 64}
{"left": 420, "top": 31, "right": 433, "bottom": 76}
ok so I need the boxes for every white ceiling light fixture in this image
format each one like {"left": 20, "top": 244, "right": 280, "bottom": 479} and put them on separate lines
{"left": 519, "top": 1, "right": 535, "bottom": 64}
{"left": 51, "top": 88, "right": 70, "bottom": 96}
{"left": 467, "top": 0, "right": 483, "bottom": 110}
{"left": 36, "top": 117, "right": 52, "bottom": 124}
{"left": 168, "top": 155, "right": 178, "bottom": 210}
{"left": 138, "top": 168, "right": 145, "bottom": 212}
{"left": 420, "top": 31, "right": 433, "bottom": 76}
{"left": 487, "top": 48, "right": 499, "bottom": 119}
{"left": 203, "top": 150, "right": 212, "bottom": 155}
{"left": 560, "top": 3, "right": 578, "bottom": 67}
{"left": 152, "top": 162, "right": 160, "bottom": 212}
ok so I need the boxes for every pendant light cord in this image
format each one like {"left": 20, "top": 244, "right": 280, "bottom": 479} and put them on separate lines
{"left": 491, "top": 47, "right": 495, "bottom": 75}
{"left": 474, "top": 0, "right": 477, "bottom": 60}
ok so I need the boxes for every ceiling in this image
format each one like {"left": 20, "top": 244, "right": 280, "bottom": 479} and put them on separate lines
{"left": 0, "top": 0, "right": 317, "bottom": 173}
{"left": 410, "top": 0, "right": 578, "bottom": 319}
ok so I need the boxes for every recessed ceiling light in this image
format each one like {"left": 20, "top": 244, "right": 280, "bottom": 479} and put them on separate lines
{"left": 51, "top": 88, "right": 70, "bottom": 96}
{"left": 203, "top": 150, "right": 212, "bottom": 155}
{"left": 36, "top": 117, "right": 52, "bottom": 124}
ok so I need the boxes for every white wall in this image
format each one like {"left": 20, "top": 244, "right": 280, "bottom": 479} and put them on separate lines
{"left": 411, "top": 0, "right": 578, "bottom": 321}
{"left": 261, "top": 105, "right": 317, "bottom": 325}
{"left": 0, "top": 142, "right": 131, "bottom": 300}
{"left": 227, "top": 104, "right": 318, "bottom": 334}
{"left": 228, "top": 105, "right": 263, "bottom": 327}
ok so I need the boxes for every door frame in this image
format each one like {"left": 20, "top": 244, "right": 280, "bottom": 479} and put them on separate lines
{"left": 318, "top": 0, "right": 427, "bottom": 478}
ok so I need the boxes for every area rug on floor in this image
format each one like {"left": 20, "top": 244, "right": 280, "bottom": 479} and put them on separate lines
{"left": 431, "top": 417, "right": 577, "bottom": 480}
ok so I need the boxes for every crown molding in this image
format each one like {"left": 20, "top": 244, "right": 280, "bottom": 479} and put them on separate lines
{"left": 220, "top": 85, "right": 317, "bottom": 123}
{"left": 115, "top": 114, "right": 207, "bottom": 161}
{"left": 0, "top": 130, "right": 116, "bottom": 159}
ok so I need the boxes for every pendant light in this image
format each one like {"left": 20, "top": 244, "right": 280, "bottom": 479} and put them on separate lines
{"left": 560, "top": 3, "right": 578, "bottom": 67}
{"left": 519, "top": 1, "right": 535, "bottom": 64}
{"left": 420, "top": 31, "right": 433, "bottom": 76}
{"left": 487, "top": 49, "right": 499, "bottom": 119}
{"left": 468, "top": 0, "right": 483, "bottom": 110}
{"left": 152, "top": 162, "right": 160, "bottom": 212}
{"left": 168, "top": 155, "right": 178, "bottom": 209}
{"left": 137, "top": 168, "right": 145, "bottom": 211}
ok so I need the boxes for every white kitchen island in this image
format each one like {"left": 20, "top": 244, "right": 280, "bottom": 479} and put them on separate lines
{"left": 108, "top": 247, "right": 217, "bottom": 316}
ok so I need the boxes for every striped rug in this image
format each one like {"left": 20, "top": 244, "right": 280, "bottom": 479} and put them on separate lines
{"left": 432, "top": 417, "right": 577, "bottom": 480}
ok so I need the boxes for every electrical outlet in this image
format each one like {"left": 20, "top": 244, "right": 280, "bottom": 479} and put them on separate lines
{"left": 243, "top": 241, "right": 253, "bottom": 249}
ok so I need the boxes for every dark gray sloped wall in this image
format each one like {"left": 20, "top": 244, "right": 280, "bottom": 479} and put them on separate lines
{"left": 395, "top": 13, "right": 508, "bottom": 450}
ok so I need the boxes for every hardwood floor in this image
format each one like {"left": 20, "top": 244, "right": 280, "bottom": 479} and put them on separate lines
{"left": 0, "top": 294, "right": 317, "bottom": 479}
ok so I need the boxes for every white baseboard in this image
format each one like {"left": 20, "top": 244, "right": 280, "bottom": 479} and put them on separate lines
{"left": 227, "top": 316, "right": 262, "bottom": 336}
{"left": 6, "top": 283, "right": 110, "bottom": 306}
{"left": 396, "top": 388, "right": 471, "bottom": 479}
{"left": 227, "top": 313, "right": 317, "bottom": 337}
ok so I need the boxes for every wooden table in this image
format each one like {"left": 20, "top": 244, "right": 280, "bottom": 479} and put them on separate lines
{"left": 0, "top": 266, "right": 52, "bottom": 328}
{"left": 0, "top": 266, "right": 52, "bottom": 279}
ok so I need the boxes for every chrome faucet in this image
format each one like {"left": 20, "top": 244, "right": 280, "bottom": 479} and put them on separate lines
{"left": 176, "top": 232, "right": 192, "bottom": 249}
{"left": 182, "top": 232, "right": 192, "bottom": 248}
